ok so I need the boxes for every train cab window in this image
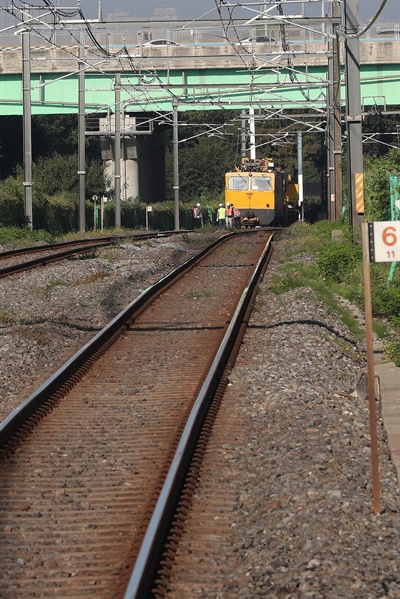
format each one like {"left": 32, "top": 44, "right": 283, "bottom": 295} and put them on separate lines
{"left": 228, "top": 175, "right": 249, "bottom": 190}
{"left": 251, "top": 176, "right": 272, "bottom": 191}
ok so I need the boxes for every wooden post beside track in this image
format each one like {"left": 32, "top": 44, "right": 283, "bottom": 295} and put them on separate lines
{"left": 362, "top": 219, "right": 400, "bottom": 513}
{"left": 361, "top": 222, "right": 380, "bottom": 514}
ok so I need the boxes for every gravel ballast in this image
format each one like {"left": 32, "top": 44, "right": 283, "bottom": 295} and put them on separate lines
{"left": 217, "top": 265, "right": 400, "bottom": 598}
{"left": 0, "top": 231, "right": 399, "bottom": 598}
{"left": 0, "top": 235, "right": 209, "bottom": 421}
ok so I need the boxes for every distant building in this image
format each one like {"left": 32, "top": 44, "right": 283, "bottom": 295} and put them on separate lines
{"left": 152, "top": 6, "right": 177, "bottom": 21}
{"left": 107, "top": 11, "right": 142, "bottom": 22}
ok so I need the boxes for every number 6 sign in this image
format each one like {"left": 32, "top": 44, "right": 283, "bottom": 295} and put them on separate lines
{"left": 368, "top": 221, "right": 400, "bottom": 262}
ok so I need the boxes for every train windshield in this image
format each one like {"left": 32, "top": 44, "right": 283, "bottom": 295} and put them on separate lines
{"left": 251, "top": 176, "right": 272, "bottom": 191}
{"left": 228, "top": 175, "right": 249, "bottom": 190}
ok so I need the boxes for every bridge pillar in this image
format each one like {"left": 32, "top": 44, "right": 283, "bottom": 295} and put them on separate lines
{"left": 136, "top": 127, "right": 167, "bottom": 203}
{"left": 123, "top": 137, "right": 140, "bottom": 200}
{"left": 101, "top": 126, "right": 166, "bottom": 203}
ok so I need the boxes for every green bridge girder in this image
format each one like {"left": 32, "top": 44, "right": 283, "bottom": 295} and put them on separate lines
{"left": 0, "top": 63, "right": 399, "bottom": 115}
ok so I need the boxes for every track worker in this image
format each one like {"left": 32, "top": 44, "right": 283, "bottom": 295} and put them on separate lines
{"left": 226, "top": 202, "right": 234, "bottom": 230}
{"left": 193, "top": 203, "right": 202, "bottom": 229}
{"left": 233, "top": 206, "right": 241, "bottom": 229}
{"left": 217, "top": 203, "right": 226, "bottom": 229}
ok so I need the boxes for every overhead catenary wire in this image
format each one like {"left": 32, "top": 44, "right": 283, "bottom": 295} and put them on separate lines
{"left": 3, "top": 1, "right": 182, "bottom": 118}
{"left": 343, "top": 0, "right": 388, "bottom": 39}
{"left": 4, "top": 0, "right": 393, "bottom": 152}
{"left": 5, "top": 0, "right": 335, "bottom": 120}
{"left": 1, "top": 2, "right": 242, "bottom": 147}
{"left": 213, "top": 0, "right": 329, "bottom": 112}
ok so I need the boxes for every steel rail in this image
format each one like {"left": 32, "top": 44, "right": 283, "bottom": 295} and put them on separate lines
{"left": 123, "top": 233, "right": 273, "bottom": 599}
{"left": 0, "top": 237, "right": 117, "bottom": 259}
{"left": 0, "top": 232, "right": 230, "bottom": 451}
{"left": 0, "top": 230, "right": 192, "bottom": 278}
{"left": 0, "top": 230, "right": 189, "bottom": 259}
{"left": 0, "top": 241, "right": 112, "bottom": 278}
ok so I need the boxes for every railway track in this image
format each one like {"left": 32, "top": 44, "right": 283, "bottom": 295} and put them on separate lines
{"left": 0, "top": 230, "right": 273, "bottom": 598}
{"left": 0, "top": 231, "right": 186, "bottom": 279}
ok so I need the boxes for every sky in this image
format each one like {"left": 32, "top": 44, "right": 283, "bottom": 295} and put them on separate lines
{"left": 100, "top": 1, "right": 399, "bottom": 23}
{"left": 17, "top": 1, "right": 400, "bottom": 24}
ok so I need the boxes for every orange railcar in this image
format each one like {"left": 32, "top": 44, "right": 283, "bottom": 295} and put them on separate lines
{"left": 225, "top": 158, "right": 298, "bottom": 226}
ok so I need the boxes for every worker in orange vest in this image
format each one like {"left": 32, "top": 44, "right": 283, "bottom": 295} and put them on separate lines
{"left": 193, "top": 203, "right": 202, "bottom": 228}
{"left": 226, "top": 203, "right": 234, "bottom": 230}
{"left": 233, "top": 206, "right": 241, "bottom": 229}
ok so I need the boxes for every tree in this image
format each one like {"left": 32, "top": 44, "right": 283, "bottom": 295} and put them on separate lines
{"left": 33, "top": 153, "right": 105, "bottom": 199}
{"left": 166, "top": 135, "right": 237, "bottom": 202}
{"left": 364, "top": 148, "right": 400, "bottom": 221}
{"left": 362, "top": 109, "right": 400, "bottom": 159}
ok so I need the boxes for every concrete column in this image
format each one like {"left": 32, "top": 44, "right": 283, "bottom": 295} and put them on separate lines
{"left": 101, "top": 125, "right": 166, "bottom": 203}
{"left": 137, "top": 128, "right": 167, "bottom": 203}
{"left": 124, "top": 137, "right": 139, "bottom": 199}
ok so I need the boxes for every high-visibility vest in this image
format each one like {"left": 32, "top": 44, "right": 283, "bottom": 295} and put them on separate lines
{"left": 226, "top": 206, "right": 234, "bottom": 217}
{"left": 217, "top": 207, "right": 226, "bottom": 219}
{"left": 233, "top": 207, "right": 240, "bottom": 217}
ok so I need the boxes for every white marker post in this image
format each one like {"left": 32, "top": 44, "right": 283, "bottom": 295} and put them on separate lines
{"left": 101, "top": 196, "right": 107, "bottom": 232}
{"left": 362, "top": 221, "right": 400, "bottom": 513}
{"left": 92, "top": 195, "right": 98, "bottom": 231}
{"left": 146, "top": 205, "right": 152, "bottom": 231}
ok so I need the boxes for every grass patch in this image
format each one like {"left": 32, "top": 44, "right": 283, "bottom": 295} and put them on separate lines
{"left": 0, "top": 309, "right": 18, "bottom": 325}
{"left": 186, "top": 289, "right": 214, "bottom": 299}
{"left": 195, "top": 224, "right": 219, "bottom": 235}
{"left": 268, "top": 262, "right": 319, "bottom": 294}
{"left": 231, "top": 246, "right": 252, "bottom": 255}
{"left": 181, "top": 234, "right": 192, "bottom": 244}
{"left": 71, "top": 251, "right": 97, "bottom": 261}
{"left": 386, "top": 340, "right": 400, "bottom": 367}
{"left": 14, "top": 325, "right": 48, "bottom": 347}
{"left": 98, "top": 247, "right": 121, "bottom": 261}
{"left": 0, "top": 227, "right": 54, "bottom": 248}
{"left": 136, "top": 239, "right": 155, "bottom": 248}
{"left": 271, "top": 221, "right": 400, "bottom": 361}
{"left": 32, "top": 278, "right": 66, "bottom": 299}
{"left": 74, "top": 271, "right": 110, "bottom": 285}
{"left": 372, "top": 319, "right": 389, "bottom": 340}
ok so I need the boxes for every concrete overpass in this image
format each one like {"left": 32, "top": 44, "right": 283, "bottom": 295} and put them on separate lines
{"left": 0, "top": 16, "right": 399, "bottom": 227}
{"left": 0, "top": 39, "right": 398, "bottom": 114}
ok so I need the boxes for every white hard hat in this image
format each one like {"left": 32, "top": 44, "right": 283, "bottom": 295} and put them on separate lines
{"left": 226, "top": 202, "right": 231, "bottom": 206}
{"left": 219, "top": 203, "right": 223, "bottom": 207}
{"left": 196, "top": 203, "right": 200, "bottom": 206}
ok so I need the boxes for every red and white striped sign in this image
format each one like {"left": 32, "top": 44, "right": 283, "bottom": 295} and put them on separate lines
{"left": 369, "top": 221, "right": 400, "bottom": 262}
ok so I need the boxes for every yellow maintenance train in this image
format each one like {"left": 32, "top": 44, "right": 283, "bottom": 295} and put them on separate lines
{"left": 225, "top": 158, "right": 299, "bottom": 227}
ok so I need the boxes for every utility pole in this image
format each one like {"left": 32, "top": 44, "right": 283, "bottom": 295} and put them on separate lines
{"left": 327, "top": 0, "right": 342, "bottom": 221}
{"left": 78, "top": 31, "right": 86, "bottom": 232}
{"left": 297, "top": 131, "right": 304, "bottom": 221}
{"left": 327, "top": 46, "right": 334, "bottom": 220}
{"left": 240, "top": 111, "right": 247, "bottom": 159}
{"left": 114, "top": 73, "right": 121, "bottom": 228}
{"left": 22, "top": 6, "right": 32, "bottom": 229}
{"left": 249, "top": 107, "right": 256, "bottom": 160}
{"left": 172, "top": 99, "right": 180, "bottom": 230}
{"left": 344, "top": 0, "right": 364, "bottom": 228}
{"left": 333, "top": 0, "right": 343, "bottom": 220}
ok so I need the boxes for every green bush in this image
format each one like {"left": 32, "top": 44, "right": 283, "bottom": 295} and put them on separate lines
{"left": 0, "top": 226, "right": 53, "bottom": 246}
{"left": 316, "top": 240, "right": 362, "bottom": 283}
{"left": 386, "top": 340, "right": 400, "bottom": 367}
{"left": 364, "top": 149, "right": 400, "bottom": 221}
{"left": 271, "top": 221, "right": 400, "bottom": 365}
{"left": 371, "top": 282, "right": 400, "bottom": 318}
{"left": 0, "top": 177, "right": 25, "bottom": 227}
